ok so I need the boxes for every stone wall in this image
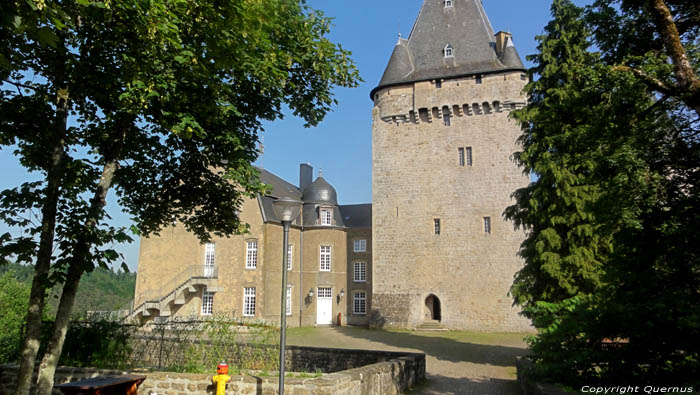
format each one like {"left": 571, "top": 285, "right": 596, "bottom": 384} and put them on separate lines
{"left": 263, "top": 227, "right": 348, "bottom": 327}
{"left": 0, "top": 347, "right": 425, "bottom": 395}
{"left": 286, "top": 345, "right": 411, "bottom": 373}
{"left": 346, "top": 227, "right": 372, "bottom": 326}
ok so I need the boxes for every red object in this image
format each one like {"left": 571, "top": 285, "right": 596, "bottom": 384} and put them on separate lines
{"left": 337, "top": 312, "right": 342, "bottom": 326}
{"left": 217, "top": 362, "right": 229, "bottom": 375}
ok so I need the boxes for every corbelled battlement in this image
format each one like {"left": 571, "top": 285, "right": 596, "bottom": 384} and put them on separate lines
{"left": 373, "top": 71, "right": 527, "bottom": 125}
{"left": 376, "top": 99, "right": 526, "bottom": 125}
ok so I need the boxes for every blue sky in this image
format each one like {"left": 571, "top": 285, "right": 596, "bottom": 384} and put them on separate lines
{"left": 0, "top": 0, "right": 591, "bottom": 271}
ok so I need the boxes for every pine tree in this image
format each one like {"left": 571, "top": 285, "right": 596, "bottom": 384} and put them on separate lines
{"left": 507, "top": 0, "right": 699, "bottom": 385}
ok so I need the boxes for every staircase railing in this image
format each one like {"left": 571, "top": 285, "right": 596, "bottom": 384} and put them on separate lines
{"left": 130, "top": 265, "right": 218, "bottom": 317}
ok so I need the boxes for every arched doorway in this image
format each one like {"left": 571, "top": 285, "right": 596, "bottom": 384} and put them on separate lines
{"left": 424, "top": 294, "right": 441, "bottom": 322}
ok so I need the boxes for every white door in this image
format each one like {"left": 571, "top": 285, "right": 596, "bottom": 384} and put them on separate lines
{"left": 316, "top": 287, "right": 333, "bottom": 325}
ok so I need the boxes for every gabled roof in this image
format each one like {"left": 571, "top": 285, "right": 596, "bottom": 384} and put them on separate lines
{"left": 371, "top": 0, "right": 525, "bottom": 98}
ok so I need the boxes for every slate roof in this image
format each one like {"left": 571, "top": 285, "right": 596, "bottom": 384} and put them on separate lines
{"left": 258, "top": 169, "right": 303, "bottom": 225}
{"left": 302, "top": 177, "right": 338, "bottom": 205}
{"left": 257, "top": 168, "right": 369, "bottom": 229}
{"left": 339, "top": 204, "right": 372, "bottom": 228}
{"left": 371, "top": 0, "right": 525, "bottom": 98}
{"left": 259, "top": 168, "right": 302, "bottom": 200}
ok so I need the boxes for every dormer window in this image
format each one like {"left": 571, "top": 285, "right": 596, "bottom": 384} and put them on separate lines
{"left": 444, "top": 0, "right": 453, "bottom": 7}
{"left": 444, "top": 44, "right": 454, "bottom": 58}
{"left": 320, "top": 207, "right": 332, "bottom": 226}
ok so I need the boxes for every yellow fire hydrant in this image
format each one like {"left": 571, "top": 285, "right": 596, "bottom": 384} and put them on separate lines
{"left": 212, "top": 361, "right": 231, "bottom": 395}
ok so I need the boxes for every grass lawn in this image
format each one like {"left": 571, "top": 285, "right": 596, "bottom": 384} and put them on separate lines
{"left": 287, "top": 325, "right": 529, "bottom": 354}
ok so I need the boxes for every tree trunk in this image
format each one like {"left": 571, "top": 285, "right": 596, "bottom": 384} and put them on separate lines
{"left": 646, "top": 0, "right": 700, "bottom": 117}
{"left": 34, "top": 260, "right": 84, "bottom": 395}
{"left": 34, "top": 131, "right": 125, "bottom": 395}
{"left": 15, "top": 99, "right": 68, "bottom": 395}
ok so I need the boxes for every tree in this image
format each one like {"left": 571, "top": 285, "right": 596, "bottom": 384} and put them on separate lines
{"left": 587, "top": 0, "right": 700, "bottom": 117}
{"left": 505, "top": 1, "right": 610, "bottom": 308}
{"left": 1, "top": 1, "right": 359, "bottom": 394}
{"left": 507, "top": 0, "right": 699, "bottom": 385}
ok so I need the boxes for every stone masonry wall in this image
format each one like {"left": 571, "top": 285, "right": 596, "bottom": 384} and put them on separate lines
{"left": 371, "top": 71, "right": 533, "bottom": 331}
{"left": 346, "top": 227, "right": 372, "bottom": 326}
{"left": 0, "top": 348, "right": 425, "bottom": 395}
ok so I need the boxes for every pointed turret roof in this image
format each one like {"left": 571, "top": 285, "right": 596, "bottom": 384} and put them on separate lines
{"left": 371, "top": 0, "right": 525, "bottom": 98}
{"left": 500, "top": 34, "right": 525, "bottom": 70}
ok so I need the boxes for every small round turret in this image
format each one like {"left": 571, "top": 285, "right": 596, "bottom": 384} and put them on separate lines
{"left": 302, "top": 176, "right": 338, "bottom": 205}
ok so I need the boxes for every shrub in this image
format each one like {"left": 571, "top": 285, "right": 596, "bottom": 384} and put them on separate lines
{"left": 60, "top": 320, "right": 134, "bottom": 369}
{"left": 0, "top": 271, "right": 30, "bottom": 363}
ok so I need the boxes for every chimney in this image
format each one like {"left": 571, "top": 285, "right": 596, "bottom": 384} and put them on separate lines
{"left": 495, "top": 31, "right": 511, "bottom": 57}
{"left": 299, "top": 163, "right": 313, "bottom": 191}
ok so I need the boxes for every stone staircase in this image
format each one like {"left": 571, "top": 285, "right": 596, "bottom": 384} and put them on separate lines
{"left": 415, "top": 320, "right": 447, "bottom": 331}
{"left": 128, "top": 265, "right": 218, "bottom": 321}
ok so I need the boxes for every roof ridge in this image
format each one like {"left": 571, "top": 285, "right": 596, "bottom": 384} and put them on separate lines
{"left": 407, "top": 1, "right": 425, "bottom": 41}
{"left": 475, "top": 0, "right": 496, "bottom": 40}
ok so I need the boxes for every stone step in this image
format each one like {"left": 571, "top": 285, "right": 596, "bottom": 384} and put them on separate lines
{"left": 415, "top": 321, "right": 447, "bottom": 331}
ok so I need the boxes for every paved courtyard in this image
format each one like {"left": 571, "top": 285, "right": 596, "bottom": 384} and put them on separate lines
{"left": 286, "top": 327, "right": 530, "bottom": 395}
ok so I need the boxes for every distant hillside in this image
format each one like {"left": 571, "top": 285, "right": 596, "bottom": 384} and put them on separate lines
{"left": 0, "top": 263, "right": 136, "bottom": 316}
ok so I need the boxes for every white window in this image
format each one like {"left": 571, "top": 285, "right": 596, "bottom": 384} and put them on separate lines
{"left": 204, "top": 243, "right": 215, "bottom": 277}
{"left": 434, "top": 219, "right": 441, "bottom": 235}
{"left": 243, "top": 287, "right": 256, "bottom": 316}
{"left": 354, "top": 262, "right": 367, "bottom": 282}
{"left": 286, "top": 286, "right": 292, "bottom": 316}
{"left": 246, "top": 240, "right": 258, "bottom": 269}
{"left": 443, "top": 113, "right": 451, "bottom": 126}
{"left": 317, "top": 287, "right": 333, "bottom": 298}
{"left": 201, "top": 289, "right": 214, "bottom": 315}
{"left": 287, "top": 243, "right": 293, "bottom": 271}
{"left": 458, "top": 147, "right": 465, "bottom": 166}
{"left": 484, "top": 217, "right": 492, "bottom": 234}
{"left": 320, "top": 245, "right": 331, "bottom": 271}
{"left": 353, "top": 292, "right": 367, "bottom": 315}
{"left": 320, "top": 208, "right": 332, "bottom": 226}
{"left": 353, "top": 239, "right": 366, "bottom": 252}
{"left": 466, "top": 146, "right": 473, "bottom": 166}
{"left": 444, "top": 0, "right": 453, "bottom": 7}
{"left": 444, "top": 44, "right": 454, "bottom": 58}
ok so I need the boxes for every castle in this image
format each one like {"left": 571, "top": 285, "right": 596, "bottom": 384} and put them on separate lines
{"left": 132, "top": 0, "right": 531, "bottom": 332}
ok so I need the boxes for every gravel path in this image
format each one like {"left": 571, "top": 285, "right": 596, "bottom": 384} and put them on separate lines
{"left": 286, "top": 327, "right": 529, "bottom": 395}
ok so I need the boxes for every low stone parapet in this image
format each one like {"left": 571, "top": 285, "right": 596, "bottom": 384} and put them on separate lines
{"left": 0, "top": 347, "right": 425, "bottom": 394}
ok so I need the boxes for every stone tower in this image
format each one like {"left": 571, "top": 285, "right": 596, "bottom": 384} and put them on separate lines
{"left": 370, "top": 0, "right": 531, "bottom": 331}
